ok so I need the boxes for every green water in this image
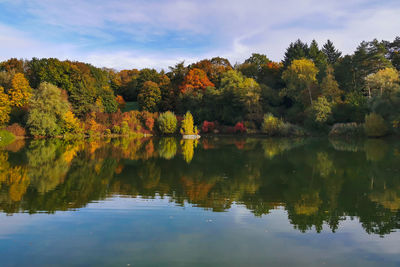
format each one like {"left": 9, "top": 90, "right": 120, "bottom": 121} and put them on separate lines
{"left": 0, "top": 137, "right": 399, "bottom": 266}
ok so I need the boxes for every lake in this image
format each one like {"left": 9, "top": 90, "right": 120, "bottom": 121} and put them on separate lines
{"left": 0, "top": 137, "right": 399, "bottom": 266}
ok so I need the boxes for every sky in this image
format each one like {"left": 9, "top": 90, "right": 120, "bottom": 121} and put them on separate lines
{"left": 0, "top": 0, "right": 399, "bottom": 70}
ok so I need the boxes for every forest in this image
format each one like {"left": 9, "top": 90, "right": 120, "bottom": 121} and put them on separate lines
{"left": 1, "top": 37, "right": 400, "bottom": 140}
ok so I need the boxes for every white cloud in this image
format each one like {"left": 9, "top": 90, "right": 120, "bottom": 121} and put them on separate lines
{"left": 0, "top": 0, "right": 399, "bottom": 70}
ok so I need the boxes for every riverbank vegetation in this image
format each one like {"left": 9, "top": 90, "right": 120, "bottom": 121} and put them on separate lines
{"left": 1, "top": 37, "right": 400, "bottom": 139}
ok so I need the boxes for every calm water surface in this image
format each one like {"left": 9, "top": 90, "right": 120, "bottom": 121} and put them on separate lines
{"left": 0, "top": 137, "right": 399, "bottom": 266}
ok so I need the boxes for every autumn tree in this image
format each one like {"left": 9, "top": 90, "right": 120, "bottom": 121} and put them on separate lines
{"left": 137, "top": 81, "right": 161, "bottom": 112}
{"left": 0, "top": 86, "right": 11, "bottom": 125}
{"left": 179, "top": 68, "right": 214, "bottom": 93}
{"left": 9, "top": 73, "right": 32, "bottom": 107}
{"left": 190, "top": 58, "right": 232, "bottom": 87}
{"left": 365, "top": 67, "right": 400, "bottom": 98}
{"left": 282, "top": 59, "right": 319, "bottom": 106}
{"left": 180, "top": 111, "right": 196, "bottom": 135}
{"left": 321, "top": 66, "right": 343, "bottom": 103}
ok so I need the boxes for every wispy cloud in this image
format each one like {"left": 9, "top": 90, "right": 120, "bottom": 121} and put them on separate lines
{"left": 0, "top": 0, "right": 399, "bottom": 70}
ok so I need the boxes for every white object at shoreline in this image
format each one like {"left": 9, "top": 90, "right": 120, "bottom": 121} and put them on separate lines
{"left": 182, "top": 134, "right": 201, "bottom": 140}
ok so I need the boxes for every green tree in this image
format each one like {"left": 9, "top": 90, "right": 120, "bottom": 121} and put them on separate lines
{"left": 27, "top": 82, "right": 69, "bottom": 137}
{"left": 312, "top": 96, "right": 332, "bottom": 123}
{"left": 283, "top": 39, "right": 309, "bottom": 68}
{"left": 309, "top": 40, "right": 328, "bottom": 81}
{"left": 322, "top": 40, "right": 342, "bottom": 65}
{"left": 220, "top": 70, "right": 262, "bottom": 124}
{"left": 137, "top": 81, "right": 161, "bottom": 112}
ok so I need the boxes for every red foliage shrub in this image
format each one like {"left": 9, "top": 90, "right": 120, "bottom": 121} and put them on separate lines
{"left": 6, "top": 123, "right": 26, "bottom": 136}
{"left": 201, "top": 120, "right": 216, "bottom": 133}
{"left": 140, "top": 111, "right": 155, "bottom": 131}
{"left": 95, "top": 112, "right": 110, "bottom": 127}
{"left": 110, "top": 109, "right": 123, "bottom": 127}
{"left": 234, "top": 122, "right": 246, "bottom": 134}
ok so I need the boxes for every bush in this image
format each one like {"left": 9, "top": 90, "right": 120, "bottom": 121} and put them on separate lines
{"left": 6, "top": 123, "right": 26, "bottom": 137}
{"left": 202, "top": 120, "right": 215, "bottom": 133}
{"left": 365, "top": 113, "right": 388, "bottom": 137}
{"left": 157, "top": 111, "right": 177, "bottom": 134}
{"left": 329, "top": 123, "right": 364, "bottom": 137}
{"left": 140, "top": 111, "right": 155, "bottom": 131}
{"left": 234, "top": 122, "right": 246, "bottom": 133}
{"left": 121, "top": 121, "right": 130, "bottom": 135}
{"left": 0, "top": 130, "right": 15, "bottom": 146}
{"left": 112, "top": 125, "right": 121, "bottom": 134}
{"left": 261, "top": 113, "right": 283, "bottom": 136}
{"left": 280, "top": 122, "right": 306, "bottom": 137}
{"left": 104, "top": 129, "right": 111, "bottom": 136}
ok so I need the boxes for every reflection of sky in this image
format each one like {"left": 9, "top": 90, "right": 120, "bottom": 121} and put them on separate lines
{"left": 0, "top": 196, "right": 399, "bottom": 266}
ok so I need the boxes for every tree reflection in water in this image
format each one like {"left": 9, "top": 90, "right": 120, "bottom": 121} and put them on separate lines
{"left": 0, "top": 137, "right": 399, "bottom": 236}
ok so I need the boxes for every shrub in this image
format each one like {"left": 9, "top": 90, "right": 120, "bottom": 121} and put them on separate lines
{"left": 141, "top": 111, "right": 155, "bottom": 131}
{"left": 261, "top": 113, "right": 283, "bottom": 136}
{"left": 121, "top": 121, "right": 130, "bottom": 135}
{"left": 180, "top": 111, "right": 195, "bottom": 135}
{"left": 234, "top": 122, "right": 246, "bottom": 133}
{"left": 329, "top": 123, "right": 364, "bottom": 137}
{"left": 365, "top": 113, "right": 388, "bottom": 137}
{"left": 104, "top": 129, "right": 112, "bottom": 136}
{"left": 202, "top": 120, "right": 215, "bottom": 133}
{"left": 157, "top": 111, "right": 177, "bottom": 134}
{"left": 6, "top": 123, "right": 26, "bottom": 137}
{"left": 280, "top": 122, "right": 306, "bottom": 137}
{"left": 0, "top": 130, "right": 15, "bottom": 146}
{"left": 112, "top": 125, "right": 121, "bottom": 134}
{"left": 243, "top": 121, "right": 256, "bottom": 130}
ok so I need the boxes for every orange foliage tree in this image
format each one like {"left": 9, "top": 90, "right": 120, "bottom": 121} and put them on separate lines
{"left": 179, "top": 68, "right": 214, "bottom": 93}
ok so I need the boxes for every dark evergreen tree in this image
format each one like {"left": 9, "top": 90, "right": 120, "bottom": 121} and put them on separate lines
{"left": 322, "top": 40, "right": 342, "bottom": 65}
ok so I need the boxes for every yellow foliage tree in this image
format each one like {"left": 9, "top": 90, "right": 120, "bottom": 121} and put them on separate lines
{"left": 282, "top": 59, "right": 318, "bottom": 106}
{"left": 9, "top": 73, "right": 32, "bottom": 107}
{"left": 180, "top": 111, "right": 196, "bottom": 135}
{"left": 0, "top": 86, "right": 11, "bottom": 125}
{"left": 62, "top": 110, "right": 82, "bottom": 133}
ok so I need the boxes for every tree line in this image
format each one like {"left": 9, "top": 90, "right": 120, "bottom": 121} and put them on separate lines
{"left": 1, "top": 37, "right": 400, "bottom": 137}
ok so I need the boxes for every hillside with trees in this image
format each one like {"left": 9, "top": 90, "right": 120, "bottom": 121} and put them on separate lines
{"left": 1, "top": 38, "right": 400, "bottom": 139}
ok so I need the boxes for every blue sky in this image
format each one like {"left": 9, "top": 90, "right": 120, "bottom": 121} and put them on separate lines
{"left": 0, "top": 0, "right": 399, "bottom": 70}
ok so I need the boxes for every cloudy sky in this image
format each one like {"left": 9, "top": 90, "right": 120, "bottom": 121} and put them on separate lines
{"left": 0, "top": 0, "right": 399, "bottom": 70}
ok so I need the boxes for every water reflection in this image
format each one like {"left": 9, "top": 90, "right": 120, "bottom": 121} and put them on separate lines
{"left": 1, "top": 137, "right": 399, "bottom": 236}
